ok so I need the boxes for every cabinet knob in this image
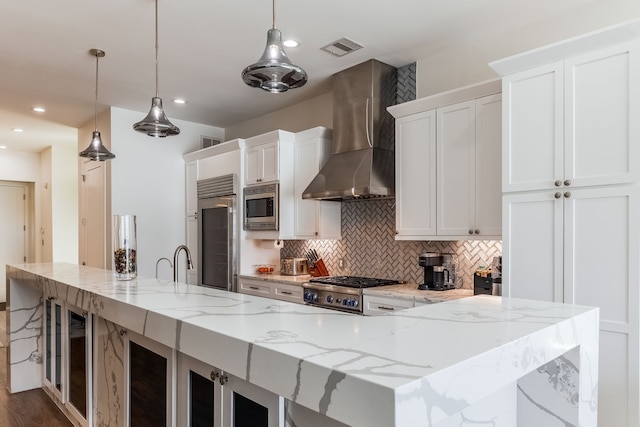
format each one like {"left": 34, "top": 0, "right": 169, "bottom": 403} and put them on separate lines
{"left": 468, "top": 230, "right": 474, "bottom": 235}
{"left": 554, "top": 192, "right": 562, "bottom": 199}
{"left": 564, "top": 179, "right": 571, "bottom": 186}
{"left": 395, "top": 230, "right": 399, "bottom": 235}
{"left": 475, "top": 229, "right": 480, "bottom": 235}
{"left": 554, "top": 180, "right": 562, "bottom": 187}
{"left": 564, "top": 192, "right": 571, "bottom": 198}
{"left": 315, "top": 232, "right": 319, "bottom": 236}
{"left": 119, "top": 329, "right": 127, "bottom": 336}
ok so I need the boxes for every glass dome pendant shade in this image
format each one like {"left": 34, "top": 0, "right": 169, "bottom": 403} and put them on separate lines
{"left": 241, "top": 0, "right": 307, "bottom": 93}
{"left": 133, "top": 0, "right": 180, "bottom": 137}
{"left": 79, "top": 49, "right": 116, "bottom": 161}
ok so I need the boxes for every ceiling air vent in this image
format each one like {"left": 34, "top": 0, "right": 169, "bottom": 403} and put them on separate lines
{"left": 321, "top": 37, "right": 364, "bottom": 57}
{"left": 200, "top": 135, "right": 221, "bottom": 149}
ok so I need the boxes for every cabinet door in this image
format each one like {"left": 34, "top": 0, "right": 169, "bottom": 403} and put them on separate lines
{"left": 562, "top": 185, "right": 639, "bottom": 427}
{"left": 44, "top": 298, "right": 64, "bottom": 401}
{"left": 474, "top": 94, "right": 502, "bottom": 236}
{"left": 223, "top": 374, "right": 284, "bottom": 427}
{"left": 395, "top": 110, "right": 437, "bottom": 239}
{"left": 502, "top": 63, "right": 564, "bottom": 193}
{"left": 502, "top": 191, "right": 563, "bottom": 302}
{"left": 186, "top": 161, "right": 198, "bottom": 216}
{"left": 245, "top": 146, "right": 262, "bottom": 185}
{"left": 437, "top": 99, "right": 476, "bottom": 236}
{"left": 177, "top": 353, "right": 223, "bottom": 427}
{"left": 260, "top": 141, "right": 279, "bottom": 183}
{"left": 565, "top": 42, "right": 639, "bottom": 187}
{"left": 294, "top": 139, "right": 320, "bottom": 237}
{"left": 65, "top": 306, "right": 91, "bottom": 424}
{"left": 126, "top": 332, "right": 175, "bottom": 427}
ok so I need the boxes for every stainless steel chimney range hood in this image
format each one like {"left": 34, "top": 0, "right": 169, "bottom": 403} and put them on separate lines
{"left": 302, "top": 59, "right": 397, "bottom": 201}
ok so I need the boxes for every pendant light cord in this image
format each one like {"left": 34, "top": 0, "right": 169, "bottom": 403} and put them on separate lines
{"left": 272, "top": 0, "right": 276, "bottom": 29}
{"left": 94, "top": 52, "right": 99, "bottom": 132}
{"left": 155, "top": 0, "right": 160, "bottom": 97}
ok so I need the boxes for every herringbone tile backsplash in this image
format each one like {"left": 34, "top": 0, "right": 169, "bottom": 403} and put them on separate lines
{"left": 282, "top": 199, "right": 501, "bottom": 289}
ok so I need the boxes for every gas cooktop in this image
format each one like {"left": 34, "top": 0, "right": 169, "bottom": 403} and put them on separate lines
{"left": 309, "top": 276, "right": 400, "bottom": 289}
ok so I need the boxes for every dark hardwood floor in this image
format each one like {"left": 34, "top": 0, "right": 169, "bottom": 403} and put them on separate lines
{"left": 0, "top": 310, "right": 72, "bottom": 427}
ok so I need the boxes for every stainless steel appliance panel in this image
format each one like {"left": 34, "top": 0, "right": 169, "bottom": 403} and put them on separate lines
{"left": 197, "top": 175, "right": 237, "bottom": 292}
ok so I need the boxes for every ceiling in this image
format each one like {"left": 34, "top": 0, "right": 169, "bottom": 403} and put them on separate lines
{"left": 0, "top": 0, "right": 607, "bottom": 153}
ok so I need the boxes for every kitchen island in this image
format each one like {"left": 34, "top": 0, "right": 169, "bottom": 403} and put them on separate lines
{"left": 6, "top": 263, "right": 598, "bottom": 427}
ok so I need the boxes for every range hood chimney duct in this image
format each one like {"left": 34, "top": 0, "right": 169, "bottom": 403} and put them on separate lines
{"left": 302, "top": 59, "right": 397, "bottom": 201}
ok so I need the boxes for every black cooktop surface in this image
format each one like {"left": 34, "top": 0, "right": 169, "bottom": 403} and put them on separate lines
{"left": 309, "top": 276, "right": 400, "bottom": 289}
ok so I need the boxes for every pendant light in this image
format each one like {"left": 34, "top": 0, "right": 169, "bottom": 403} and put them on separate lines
{"left": 133, "top": 0, "right": 180, "bottom": 137}
{"left": 241, "top": 0, "right": 307, "bottom": 93}
{"left": 79, "top": 49, "right": 116, "bottom": 161}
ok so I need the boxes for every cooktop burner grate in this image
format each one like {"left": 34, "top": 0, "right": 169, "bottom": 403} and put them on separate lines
{"left": 309, "top": 276, "right": 400, "bottom": 289}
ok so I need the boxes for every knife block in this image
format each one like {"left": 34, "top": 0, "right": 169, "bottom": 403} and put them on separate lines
{"left": 309, "top": 259, "right": 330, "bottom": 277}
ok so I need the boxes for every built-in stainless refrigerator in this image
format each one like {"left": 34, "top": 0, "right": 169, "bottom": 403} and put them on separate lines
{"left": 197, "top": 174, "right": 237, "bottom": 292}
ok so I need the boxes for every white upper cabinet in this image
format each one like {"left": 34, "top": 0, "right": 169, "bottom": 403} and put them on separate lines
{"left": 292, "top": 128, "right": 341, "bottom": 239}
{"left": 502, "top": 41, "right": 639, "bottom": 193}
{"left": 394, "top": 110, "right": 437, "bottom": 238}
{"left": 389, "top": 79, "right": 502, "bottom": 240}
{"left": 245, "top": 140, "right": 279, "bottom": 185}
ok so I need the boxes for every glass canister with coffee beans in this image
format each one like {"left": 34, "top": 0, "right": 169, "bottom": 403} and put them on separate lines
{"left": 113, "top": 214, "right": 137, "bottom": 280}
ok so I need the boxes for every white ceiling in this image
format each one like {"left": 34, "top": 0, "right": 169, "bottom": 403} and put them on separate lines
{"left": 0, "top": 0, "right": 619, "bottom": 153}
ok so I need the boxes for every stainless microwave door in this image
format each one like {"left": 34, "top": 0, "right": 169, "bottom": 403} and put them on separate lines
{"left": 197, "top": 196, "right": 237, "bottom": 291}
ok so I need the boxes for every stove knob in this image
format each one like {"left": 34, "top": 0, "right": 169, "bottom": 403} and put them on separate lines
{"left": 351, "top": 299, "right": 358, "bottom": 308}
{"left": 326, "top": 295, "right": 334, "bottom": 304}
{"left": 304, "top": 290, "right": 318, "bottom": 302}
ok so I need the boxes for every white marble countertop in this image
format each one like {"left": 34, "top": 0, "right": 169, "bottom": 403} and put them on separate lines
{"left": 7, "top": 263, "right": 599, "bottom": 427}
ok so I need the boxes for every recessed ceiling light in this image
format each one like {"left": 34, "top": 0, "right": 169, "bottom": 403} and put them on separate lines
{"left": 283, "top": 39, "right": 300, "bottom": 48}
{"left": 173, "top": 98, "right": 187, "bottom": 104}
{"left": 0, "top": 145, "right": 6, "bottom": 149}
{"left": 32, "top": 107, "right": 46, "bottom": 113}
{"left": 12, "top": 128, "right": 23, "bottom": 133}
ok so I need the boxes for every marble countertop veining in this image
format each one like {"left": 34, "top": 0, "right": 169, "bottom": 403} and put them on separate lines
{"left": 7, "top": 263, "right": 599, "bottom": 427}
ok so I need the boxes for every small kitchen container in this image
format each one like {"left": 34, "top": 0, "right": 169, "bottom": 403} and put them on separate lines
{"left": 280, "top": 257, "right": 309, "bottom": 275}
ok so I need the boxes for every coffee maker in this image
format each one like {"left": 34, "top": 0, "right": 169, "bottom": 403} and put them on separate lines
{"left": 418, "top": 253, "right": 453, "bottom": 291}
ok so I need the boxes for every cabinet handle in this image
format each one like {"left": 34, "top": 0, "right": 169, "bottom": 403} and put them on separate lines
{"left": 395, "top": 230, "right": 399, "bottom": 235}
{"left": 377, "top": 306, "right": 394, "bottom": 311}
{"left": 554, "top": 192, "right": 562, "bottom": 199}
{"left": 211, "top": 370, "right": 228, "bottom": 385}
{"left": 564, "top": 179, "right": 571, "bottom": 186}
{"left": 468, "top": 230, "right": 474, "bottom": 235}
{"left": 564, "top": 192, "right": 571, "bottom": 198}
{"left": 82, "top": 311, "right": 88, "bottom": 318}
{"left": 474, "top": 229, "right": 480, "bottom": 235}
{"left": 119, "top": 329, "right": 127, "bottom": 336}
{"left": 47, "top": 296, "right": 56, "bottom": 301}
{"left": 249, "top": 286, "right": 260, "bottom": 290}
{"left": 281, "top": 291, "right": 293, "bottom": 295}
{"left": 315, "top": 232, "right": 319, "bottom": 236}
{"left": 554, "top": 180, "right": 562, "bottom": 187}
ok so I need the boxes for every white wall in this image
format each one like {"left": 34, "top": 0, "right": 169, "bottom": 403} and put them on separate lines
{"left": 416, "top": 0, "right": 640, "bottom": 97}
{"left": 109, "top": 107, "right": 224, "bottom": 279}
{"left": 51, "top": 143, "right": 78, "bottom": 263}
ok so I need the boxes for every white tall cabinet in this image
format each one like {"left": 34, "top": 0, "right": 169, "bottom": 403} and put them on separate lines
{"left": 491, "top": 22, "right": 640, "bottom": 427}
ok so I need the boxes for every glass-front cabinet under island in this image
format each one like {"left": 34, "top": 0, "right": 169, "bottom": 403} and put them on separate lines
{"left": 6, "top": 263, "right": 599, "bottom": 427}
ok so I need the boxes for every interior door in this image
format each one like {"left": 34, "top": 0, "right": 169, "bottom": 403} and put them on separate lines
{"left": 0, "top": 182, "right": 27, "bottom": 304}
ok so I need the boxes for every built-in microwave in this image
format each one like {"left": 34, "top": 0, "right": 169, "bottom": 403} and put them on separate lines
{"left": 243, "top": 183, "right": 279, "bottom": 231}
